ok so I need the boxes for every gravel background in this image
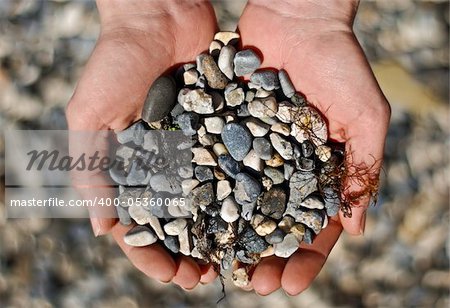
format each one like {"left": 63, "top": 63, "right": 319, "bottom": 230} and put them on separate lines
{"left": 0, "top": 0, "right": 449, "bottom": 307}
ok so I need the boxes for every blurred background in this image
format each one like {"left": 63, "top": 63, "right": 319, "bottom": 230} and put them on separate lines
{"left": 0, "top": 0, "right": 448, "bottom": 307}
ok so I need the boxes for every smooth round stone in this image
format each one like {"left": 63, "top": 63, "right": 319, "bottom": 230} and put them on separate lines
{"left": 201, "top": 54, "right": 228, "bottom": 89}
{"left": 214, "top": 31, "right": 240, "bottom": 45}
{"left": 218, "top": 45, "right": 236, "bottom": 80}
{"left": 258, "top": 187, "right": 287, "bottom": 219}
{"left": 178, "top": 166, "right": 194, "bottom": 178}
{"left": 270, "top": 133, "right": 294, "bottom": 160}
{"left": 164, "top": 218, "right": 187, "bottom": 236}
{"left": 178, "top": 88, "right": 214, "bottom": 114}
{"left": 301, "top": 140, "right": 314, "bottom": 157}
{"left": 194, "top": 166, "right": 214, "bottom": 182}
{"left": 263, "top": 167, "right": 284, "bottom": 185}
{"left": 278, "top": 69, "right": 296, "bottom": 98}
{"left": 248, "top": 97, "right": 278, "bottom": 118}
{"left": 124, "top": 226, "right": 157, "bottom": 247}
{"left": 221, "top": 123, "right": 252, "bottom": 161}
{"left": 218, "top": 154, "right": 241, "bottom": 178}
{"left": 250, "top": 70, "right": 280, "bottom": 91}
{"left": 271, "top": 122, "right": 291, "bottom": 136}
{"left": 234, "top": 49, "right": 261, "bottom": 76}
{"left": 244, "top": 118, "right": 270, "bottom": 137}
{"left": 217, "top": 180, "right": 232, "bottom": 200}
{"left": 243, "top": 149, "right": 263, "bottom": 172}
{"left": 253, "top": 137, "right": 273, "bottom": 160}
{"left": 183, "top": 69, "right": 199, "bottom": 85}
{"left": 204, "top": 116, "right": 225, "bottom": 134}
{"left": 265, "top": 228, "right": 285, "bottom": 244}
{"left": 220, "top": 196, "right": 240, "bottom": 223}
{"left": 175, "top": 112, "right": 199, "bottom": 136}
{"left": 274, "top": 233, "right": 300, "bottom": 258}
{"left": 191, "top": 147, "right": 217, "bottom": 166}
{"left": 142, "top": 76, "right": 177, "bottom": 123}
{"left": 150, "top": 173, "right": 182, "bottom": 194}
{"left": 233, "top": 173, "right": 261, "bottom": 205}
{"left": 164, "top": 235, "right": 180, "bottom": 253}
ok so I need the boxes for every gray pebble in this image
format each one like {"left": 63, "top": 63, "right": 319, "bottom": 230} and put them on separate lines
{"left": 301, "top": 140, "right": 315, "bottom": 157}
{"left": 194, "top": 165, "right": 214, "bottom": 182}
{"left": 284, "top": 162, "right": 295, "bottom": 180}
{"left": 218, "top": 45, "right": 236, "bottom": 80}
{"left": 303, "top": 228, "right": 314, "bottom": 245}
{"left": 240, "top": 201, "right": 256, "bottom": 221}
{"left": 164, "top": 235, "right": 180, "bottom": 253}
{"left": 265, "top": 228, "right": 286, "bottom": 244}
{"left": 258, "top": 187, "right": 287, "bottom": 219}
{"left": 218, "top": 154, "right": 241, "bottom": 178}
{"left": 234, "top": 49, "right": 261, "bottom": 76}
{"left": 238, "top": 227, "right": 269, "bottom": 254}
{"left": 296, "top": 157, "right": 315, "bottom": 172}
{"left": 288, "top": 171, "right": 318, "bottom": 204}
{"left": 117, "top": 206, "right": 131, "bottom": 226}
{"left": 124, "top": 225, "right": 157, "bottom": 247}
{"left": 250, "top": 70, "right": 279, "bottom": 91}
{"left": 149, "top": 173, "right": 182, "bottom": 194}
{"left": 263, "top": 167, "right": 284, "bottom": 185}
{"left": 270, "top": 133, "right": 294, "bottom": 160}
{"left": 234, "top": 173, "right": 261, "bottom": 205}
{"left": 221, "top": 123, "right": 252, "bottom": 161}
{"left": 323, "top": 186, "right": 340, "bottom": 216}
{"left": 117, "top": 121, "right": 146, "bottom": 145}
{"left": 142, "top": 76, "right": 177, "bottom": 123}
{"left": 175, "top": 112, "right": 199, "bottom": 136}
{"left": 126, "top": 161, "right": 149, "bottom": 186}
{"left": 274, "top": 233, "right": 299, "bottom": 258}
{"left": 278, "top": 69, "right": 295, "bottom": 98}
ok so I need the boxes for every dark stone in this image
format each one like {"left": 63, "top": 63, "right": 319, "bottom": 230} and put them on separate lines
{"left": 175, "top": 112, "right": 199, "bottom": 136}
{"left": 116, "top": 121, "right": 147, "bottom": 145}
{"left": 142, "top": 76, "right": 177, "bottom": 123}
{"left": 164, "top": 235, "right": 180, "bottom": 253}
{"left": 238, "top": 227, "right": 269, "bottom": 254}
{"left": 206, "top": 216, "right": 228, "bottom": 234}
{"left": 303, "top": 228, "right": 314, "bottom": 245}
{"left": 253, "top": 137, "right": 273, "bottom": 160}
{"left": 265, "top": 228, "right": 285, "bottom": 244}
{"left": 194, "top": 166, "right": 214, "bottom": 182}
{"left": 258, "top": 187, "right": 287, "bottom": 219}
{"left": 233, "top": 49, "right": 261, "bottom": 76}
{"left": 190, "top": 183, "right": 214, "bottom": 208}
{"left": 323, "top": 186, "right": 340, "bottom": 216}
{"left": 301, "top": 140, "right": 314, "bottom": 157}
{"left": 221, "top": 123, "right": 252, "bottom": 161}
{"left": 296, "top": 157, "right": 315, "bottom": 172}
{"left": 218, "top": 154, "right": 241, "bottom": 178}
{"left": 234, "top": 173, "right": 261, "bottom": 205}
{"left": 250, "top": 70, "right": 279, "bottom": 91}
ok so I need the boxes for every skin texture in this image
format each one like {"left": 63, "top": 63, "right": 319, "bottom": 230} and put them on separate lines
{"left": 237, "top": 0, "right": 391, "bottom": 295}
{"left": 66, "top": 0, "right": 390, "bottom": 295}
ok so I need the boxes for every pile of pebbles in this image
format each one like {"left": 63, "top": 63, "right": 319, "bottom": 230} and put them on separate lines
{"left": 110, "top": 32, "right": 344, "bottom": 285}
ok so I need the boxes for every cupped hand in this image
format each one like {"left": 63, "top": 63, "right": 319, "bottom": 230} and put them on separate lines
{"left": 237, "top": 0, "right": 391, "bottom": 295}
{"left": 66, "top": 0, "right": 218, "bottom": 289}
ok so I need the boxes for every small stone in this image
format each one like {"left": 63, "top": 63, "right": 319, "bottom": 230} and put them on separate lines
{"left": 253, "top": 137, "right": 273, "bottom": 160}
{"left": 217, "top": 180, "right": 232, "bottom": 200}
{"left": 291, "top": 93, "right": 306, "bottom": 106}
{"left": 323, "top": 186, "right": 340, "bottom": 216}
{"left": 221, "top": 123, "right": 252, "bottom": 161}
{"left": 234, "top": 49, "right": 261, "bottom": 76}
{"left": 206, "top": 216, "right": 228, "bottom": 234}
{"left": 214, "top": 167, "right": 226, "bottom": 180}
{"left": 261, "top": 176, "right": 273, "bottom": 191}
{"left": 164, "top": 218, "right": 187, "bottom": 236}
{"left": 255, "top": 88, "right": 274, "bottom": 98}
{"left": 278, "top": 69, "right": 296, "bottom": 98}
{"left": 265, "top": 228, "right": 285, "bottom": 244}
{"left": 204, "top": 116, "right": 225, "bottom": 134}
{"left": 232, "top": 268, "right": 250, "bottom": 288}
{"left": 181, "top": 179, "right": 196, "bottom": 196}
{"left": 183, "top": 69, "right": 199, "bottom": 85}
{"left": 126, "top": 161, "right": 149, "bottom": 186}
{"left": 198, "top": 133, "right": 217, "bottom": 146}
{"left": 128, "top": 204, "right": 152, "bottom": 225}
{"left": 291, "top": 107, "right": 328, "bottom": 146}
{"left": 203, "top": 203, "right": 220, "bottom": 217}
{"left": 200, "top": 54, "right": 228, "bottom": 89}
{"left": 241, "top": 201, "right": 256, "bottom": 221}
{"left": 124, "top": 226, "right": 157, "bottom": 247}
{"left": 245, "top": 90, "right": 255, "bottom": 103}
{"left": 178, "top": 88, "right": 214, "bottom": 114}
{"left": 194, "top": 166, "right": 213, "bottom": 182}
{"left": 303, "top": 228, "right": 314, "bottom": 244}
{"left": 178, "top": 165, "right": 194, "bottom": 179}
{"left": 236, "top": 104, "right": 250, "bottom": 118}
{"left": 117, "top": 206, "right": 131, "bottom": 226}
{"left": 251, "top": 214, "right": 277, "bottom": 236}
{"left": 263, "top": 167, "right": 284, "bottom": 185}
{"left": 284, "top": 162, "right": 295, "bottom": 180}
{"left": 196, "top": 53, "right": 207, "bottom": 75}
{"left": 244, "top": 118, "right": 270, "bottom": 137}
{"left": 248, "top": 97, "right": 278, "bottom": 118}
{"left": 250, "top": 70, "right": 279, "bottom": 91}
{"left": 209, "top": 40, "right": 223, "bottom": 57}
{"left": 266, "top": 152, "right": 284, "bottom": 167}
{"left": 217, "top": 154, "right": 241, "bottom": 178}
{"left": 297, "top": 157, "right": 315, "bottom": 172}
{"left": 117, "top": 121, "right": 147, "bottom": 145}
{"left": 148, "top": 216, "right": 165, "bottom": 240}
{"left": 212, "top": 143, "right": 228, "bottom": 156}
{"left": 234, "top": 173, "right": 261, "bottom": 205}
{"left": 289, "top": 208, "right": 323, "bottom": 234}
{"left": 270, "top": 133, "right": 294, "bottom": 160}
{"left": 260, "top": 246, "right": 275, "bottom": 258}
{"left": 271, "top": 122, "right": 291, "bottom": 136}
{"left": 315, "top": 145, "right": 332, "bottom": 162}
{"left": 290, "top": 223, "right": 305, "bottom": 241}
{"left": 288, "top": 171, "right": 318, "bottom": 203}
{"left": 278, "top": 215, "right": 295, "bottom": 233}
{"left": 220, "top": 196, "right": 240, "bottom": 223}
{"left": 214, "top": 31, "right": 240, "bottom": 45}
{"left": 301, "top": 140, "right": 314, "bottom": 157}
{"left": 243, "top": 149, "right": 264, "bottom": 172}
{"left": 218, "top": 45, "right": 236, "bottom": 80}
{"left": 224, "top": 83, "right": 245, "bottom": 107}
{"left": 178, "top": 226, "right": 193, "bottom": 256}
{"left": 190, "top": 183, "right": 214, "bottom": 208}
{"left": 163, "top": 235, "right": 180, "bottom": 253}
{"left": 191, "top": 147, "right": 217, "bottom": 166}
{"left": 196, "top": 75, "right": 206, "bottom": 88}
{"left": 150, "top": 173, "right": 182, "bottom": 194}
{"left": 142, "top": 76, "right": 177, "bottom": 123}
{"left": 175, "top": 112, "right": 199, "bottom": 136}
{"left": 258, "top": 187, "right": 287, "bottom": 219}
{"left": 238, "top": 227, "right": 269, "bottom": 253}
{"left": 301, "top": 194, "right": 325, "bottom": 210}
{"left": 276, "top": 101, "right": 298, "bottom": 123}
{"left": 274, "top": 233, "right": 299, "bottom": 258}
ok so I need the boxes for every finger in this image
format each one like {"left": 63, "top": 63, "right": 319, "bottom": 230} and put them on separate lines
{"left": 199, "top": 263, "right": 218, "bottom": 284}
{"left": 172, "top": 256, "right": 201, "bottom": 290}
{"left": 111, "top": 223, "right": 176, "bottom": 282}
{"left": 281, "top": 219, "right": 342, "bottom": 295}
{"left": 251, "top": 256, "right": 287, "bottom": 295}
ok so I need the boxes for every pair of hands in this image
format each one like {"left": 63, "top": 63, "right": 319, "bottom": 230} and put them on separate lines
{"left": 66, "top": 0, "right": 390, "bottom": 295}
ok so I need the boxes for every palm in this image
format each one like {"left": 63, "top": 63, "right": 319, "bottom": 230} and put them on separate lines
{"left": 237, "top": 3, "right": 390, "bottom": 295}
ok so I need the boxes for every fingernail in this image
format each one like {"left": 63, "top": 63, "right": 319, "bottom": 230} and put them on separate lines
{"left": 359, "top": 211, "right": 367, "bottom": 235}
